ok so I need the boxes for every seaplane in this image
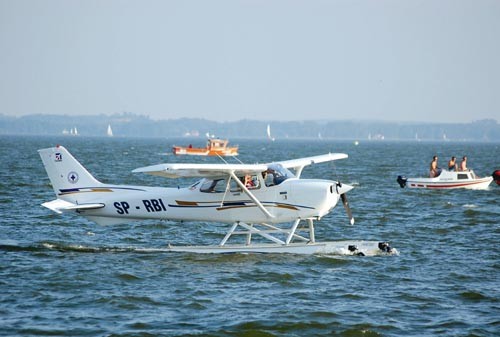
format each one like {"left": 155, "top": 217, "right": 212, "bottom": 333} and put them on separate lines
{"left": 38, "top": 145, "right": 396, "bottom": 255}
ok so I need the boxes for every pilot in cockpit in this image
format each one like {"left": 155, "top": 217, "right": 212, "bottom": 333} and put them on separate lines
{"left": 262, "top": 170, "right": 275, "bottom": 186}
{"left": 263, "top": 164, "right": 294, "bottom": 186}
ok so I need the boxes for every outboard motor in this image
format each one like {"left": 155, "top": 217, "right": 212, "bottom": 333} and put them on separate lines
{"left": 397, "top": 176, "right": 407, "bottom": 188}
{"left": 493, "top": 170, "right": 500, "bottom": 186}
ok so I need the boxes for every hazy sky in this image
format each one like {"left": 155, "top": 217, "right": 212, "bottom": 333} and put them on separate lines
{"left": 1, "top": 0, "right": 499, "bottom": 123}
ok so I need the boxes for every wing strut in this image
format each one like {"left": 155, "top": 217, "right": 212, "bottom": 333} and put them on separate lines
{"left": 219, "top": 175, "right": 232, "bottom": 207}
{"left": 229, "top": 171, "right": 274, "bottom": 219}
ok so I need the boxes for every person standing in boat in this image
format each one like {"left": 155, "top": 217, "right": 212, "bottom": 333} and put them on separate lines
{"left": 447, "top": 156, "right": 457, "bottom": 171}
{"left": 460, "top": 156, "right": 468, "bottom": 171}
{"left": 430, "top": 156, "right": 441, "bottom": 177}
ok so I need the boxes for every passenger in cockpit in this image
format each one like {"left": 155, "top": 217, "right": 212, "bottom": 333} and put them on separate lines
{"left": 244, "top": 175, "right": 255, "bottom": 188}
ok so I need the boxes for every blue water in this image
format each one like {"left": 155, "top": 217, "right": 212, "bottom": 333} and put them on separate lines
{"left": 1, "top": 135, "right": 499, "bottom": 336}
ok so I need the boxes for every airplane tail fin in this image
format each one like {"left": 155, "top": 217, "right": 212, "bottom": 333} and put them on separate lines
{"left": 38, "top": 145, "right": 103, "bottom": 197}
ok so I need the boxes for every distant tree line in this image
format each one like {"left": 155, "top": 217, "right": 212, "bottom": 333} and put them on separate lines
{"left": 0, "top": 113, "right": 498, "bottom": 141}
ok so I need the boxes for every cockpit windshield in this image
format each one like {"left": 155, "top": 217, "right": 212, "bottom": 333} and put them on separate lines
{"left": 264, "top": 164, "right": 295, "bottom": 186}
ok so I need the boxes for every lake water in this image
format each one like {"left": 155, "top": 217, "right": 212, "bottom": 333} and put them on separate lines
{"left": 1, "top": 135, "right": 499, "bottom": 336}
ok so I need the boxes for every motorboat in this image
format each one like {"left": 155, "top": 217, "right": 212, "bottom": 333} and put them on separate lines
{"left": 172, "top": 138, "right": 238, "bottom": 156}
{"left": 397, "top": 169, "right": 493, "bottom": 190}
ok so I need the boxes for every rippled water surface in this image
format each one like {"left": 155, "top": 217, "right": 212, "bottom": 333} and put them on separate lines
{"left": 1, "top": 135, "right": 499, "bottom": 336}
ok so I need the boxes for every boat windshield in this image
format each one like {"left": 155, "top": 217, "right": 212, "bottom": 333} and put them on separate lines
{"left": 265, "top": 164, "right": 295, "bottom": 186}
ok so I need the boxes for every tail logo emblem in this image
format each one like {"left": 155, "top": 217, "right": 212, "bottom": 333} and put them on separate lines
{"left": 67, "top": 171, "right": 79, "bottom": 184}
{"left": 55, "top": 153, "right": 62, "bottom": 162}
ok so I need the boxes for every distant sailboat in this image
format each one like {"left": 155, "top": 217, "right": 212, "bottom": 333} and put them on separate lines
{"left": 107, "top": 124, "right": 113, "bottom": 137}
{"left": 68, "top": 127, "right": 79, "bottom": 136}
{"left": 267, "top": 124, "right": 275, "bottom": 141}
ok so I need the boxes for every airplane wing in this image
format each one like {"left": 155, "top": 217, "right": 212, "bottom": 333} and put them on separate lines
{"left": 275, "top": 153, "right": 348, "bottom": 177}
{"left": 276, "top": 153, "right": 347, "bottom": 169}
{"left": 132, "top": 163, "right": 269, "bottom": 178}
{"left": 133, "top": 153, "right": 347, "bottom": 179}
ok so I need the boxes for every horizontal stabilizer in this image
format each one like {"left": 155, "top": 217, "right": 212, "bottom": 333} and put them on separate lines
{"left": 41, "top": 199, "right": 105, "bottom": 214}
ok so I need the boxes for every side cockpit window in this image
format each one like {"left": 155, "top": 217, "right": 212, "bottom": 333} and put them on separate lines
{"left": 200, "top": 179, "right": 226, "bottom": 193}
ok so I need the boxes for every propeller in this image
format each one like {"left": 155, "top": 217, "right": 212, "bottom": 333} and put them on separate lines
{"left": 336, "top": 182, "right": 355, "bottom": 225}
{"left": 340, "top": 193, "right": 355, "bottom": 225}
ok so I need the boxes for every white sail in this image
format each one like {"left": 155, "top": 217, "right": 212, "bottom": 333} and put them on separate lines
{"left": 267, "top": 124, "right": 275, "bottom": 141}
{"left": 107, "top": 124, "right": 113, "bottom": 137}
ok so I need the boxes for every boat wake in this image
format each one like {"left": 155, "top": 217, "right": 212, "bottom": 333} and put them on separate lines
{"left": 41, "top": 242, "right": 171, "bottom": 254}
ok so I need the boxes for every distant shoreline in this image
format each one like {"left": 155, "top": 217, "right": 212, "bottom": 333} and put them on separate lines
{"left": 1, "top": 113, "right": 498, "bottom": 141}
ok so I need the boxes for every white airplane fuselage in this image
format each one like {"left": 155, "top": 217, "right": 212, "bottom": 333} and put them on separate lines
{"left": 62, "top": 178, "right": 341, "bottom": 225}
